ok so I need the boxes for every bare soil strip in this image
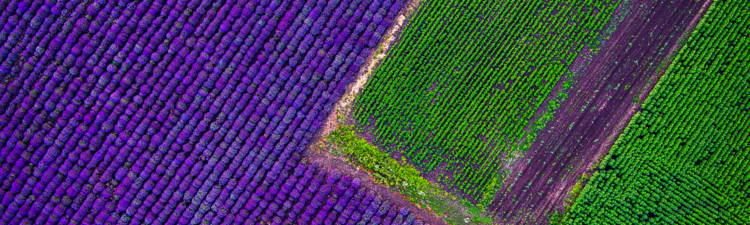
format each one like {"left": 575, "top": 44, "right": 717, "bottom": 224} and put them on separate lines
{"left": 488, "top": 0, "right": 712, "bottom": 223}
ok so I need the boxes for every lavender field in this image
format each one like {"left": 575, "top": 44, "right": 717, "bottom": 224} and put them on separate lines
{"left": 0, "top": 0, "right": 438, "bottom": 224}
{"left": 3, "top": 0, "right": 747, "bottom": 224}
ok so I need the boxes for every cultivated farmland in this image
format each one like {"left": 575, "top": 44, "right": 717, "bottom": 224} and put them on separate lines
{"left": 0, "top": 0, "right": 434, "bottom": 224}
{"left": 0, "top": 0, "right": 747, "bottom": 224}
{"left": 355, "top": 0, "right": 619, "bottom": 201}
{"left": 566, "top": 0, "right": 750, "bottom": 223}
{"left": 488, "top": 0, "right": 711, "bottom": 223}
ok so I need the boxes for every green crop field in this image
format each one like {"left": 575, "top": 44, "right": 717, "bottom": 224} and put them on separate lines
{"left": 354, "top": 0, "right": 619, "bottom": 198}
{"left": 566, "top": 0, "right": 750, "bottom": 224}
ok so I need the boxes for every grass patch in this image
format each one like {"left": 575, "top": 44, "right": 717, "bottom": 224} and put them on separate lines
{"left": 328, "top": 125, "right": 492, "bottom": 224}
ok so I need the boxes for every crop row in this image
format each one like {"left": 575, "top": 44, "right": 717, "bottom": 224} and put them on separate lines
{"left": 0, "top": 0, "right": 405, "bottom": 224}
{"left": 566, "top": 0, "right": 750, "bottom": 224}
{"left": 354, "top": 0, "right": 619, "bottom": 198}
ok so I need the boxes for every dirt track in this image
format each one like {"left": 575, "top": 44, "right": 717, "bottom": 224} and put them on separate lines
{"left": 488, "top": 0, "right": 711, "bottom": 223}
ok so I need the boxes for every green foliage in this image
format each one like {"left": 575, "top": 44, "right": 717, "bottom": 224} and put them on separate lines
{"left": 355, "top": 0, "right": 620, "bottom": 200}
{"left": 549, "top": 210, "right": 563, "bottom": 225}
{"left": 331, "top": 126, "right": 415, "bottom": 187}
{"left": 567, "top": 1, "right": 750, "bottom": 224}
{"left": 477, "top": 170, "right": 503, "bottom": 208}
{"left": 329, "top": 126, "right": 492, "bottom": 224}
{"left": 566, "top": 181, "right": 583, "bottom": 208}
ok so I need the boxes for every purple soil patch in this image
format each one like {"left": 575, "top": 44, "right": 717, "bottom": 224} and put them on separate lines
{"left": 488, "top": 0, "right": 710, "bottom": 223}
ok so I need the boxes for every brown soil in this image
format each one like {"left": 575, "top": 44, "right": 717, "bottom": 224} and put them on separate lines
{"left": 487, "top": 0, "right": 711, "bottom": 224}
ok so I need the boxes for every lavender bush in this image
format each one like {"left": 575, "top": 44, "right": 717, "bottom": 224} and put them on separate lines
{"left": 0, "top": 0, "right": 434, "bottom": 224}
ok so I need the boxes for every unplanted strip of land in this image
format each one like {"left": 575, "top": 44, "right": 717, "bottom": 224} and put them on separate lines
{"left": 488, "top": 0, "right": 710, "bottom": 223}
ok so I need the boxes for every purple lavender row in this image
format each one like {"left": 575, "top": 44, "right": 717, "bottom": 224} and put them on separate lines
{"left": 0, "top": 0, "right": 410, "bottom": 224}
{"left": 256, "top": 162, "right": 426, "bottom": 225}
{"left": 2, "top": 0, "right": 198, "bottom": 223}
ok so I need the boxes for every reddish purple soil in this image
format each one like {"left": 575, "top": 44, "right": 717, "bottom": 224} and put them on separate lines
{"left": 488, "top": 0, "right": 710, "bottom": 223}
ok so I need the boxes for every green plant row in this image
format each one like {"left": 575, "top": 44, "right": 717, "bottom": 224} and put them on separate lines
{"left": 354, "top": 0, "right": 620, "bottom": 199}
{"left": 566, "top": 0, "right": 750, "bottom": 224}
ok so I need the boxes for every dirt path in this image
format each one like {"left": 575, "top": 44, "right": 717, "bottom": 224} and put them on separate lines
{"left": 316, "top": 0, "right": 423, "bottom": 139}
{"left": 304, "top": 0, "right": 447, "bottom": 224}
{"left": 488, "top": 0, "right": 711, "bottom": 223}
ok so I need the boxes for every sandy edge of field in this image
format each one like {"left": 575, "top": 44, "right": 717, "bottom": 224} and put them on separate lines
{"left": 317, "top": 0, "right": 419, "bottom": 139}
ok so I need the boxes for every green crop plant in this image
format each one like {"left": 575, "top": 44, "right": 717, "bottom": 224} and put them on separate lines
{"left": 355, "top": 0, "right": 621, "bottom": 199}
{"left": 566, "top": 0, "right": 750, "bottom": 224}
